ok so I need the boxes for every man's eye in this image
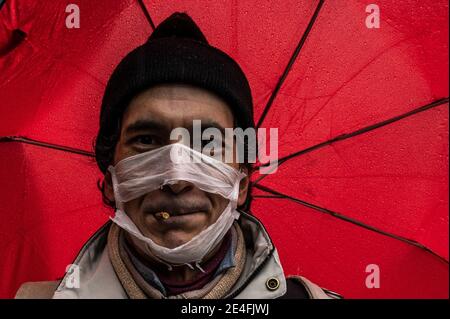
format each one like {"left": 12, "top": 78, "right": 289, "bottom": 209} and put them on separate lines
{"left": 202, "top": 138, "right": 218, "bottom": 147}
{"left": 133, "top": 135, "right": 156, "bottom": 145}
{"left": 201, "top": 139, "right": 224, "bottom": 154}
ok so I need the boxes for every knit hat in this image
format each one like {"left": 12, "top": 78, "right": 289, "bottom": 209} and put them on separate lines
{"left": 96, "top": 12, "right": 254, "bottom": 173}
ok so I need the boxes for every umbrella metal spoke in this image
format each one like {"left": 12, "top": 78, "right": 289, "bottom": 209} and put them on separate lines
{"left": 253, "top": 183, "right": 449, "bottom": 264}
{"left": 0, "top": 136, "right": 95, "bottom": 158}
{"left": 137, "top": 0, "right": 156, "bottom": 31}
{"left": 254, "top": 97, "right": 449, "bottom": 184}
{"left": 256, "top": 0, "right": 325, "bottom": 128}
{"left": 252, "top": 194, "right": 285, "bottom": 199}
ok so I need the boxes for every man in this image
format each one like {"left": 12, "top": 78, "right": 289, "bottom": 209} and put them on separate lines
{"left": 16, "top": 13, "right": 339, "bottom": 299}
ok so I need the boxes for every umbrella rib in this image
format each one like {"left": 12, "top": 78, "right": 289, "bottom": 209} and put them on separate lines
{"left": 255, "top": 0, "right": 325, "bottom": 128}
{"left": 252, "top": 194, "right": 285, "bottom": 199}
{"left": 254, "top": 97, "right": 449, "bottom": 184}
{"left": 0, "top": 136, "right": 95, "bottom": 158}
{"left": 137, "top": 0, "right": 156, "bottom": 31}
{"left": 2, "top": 98, "right": 446, "bottom": 165}
{"left": 253, "top": 183, "right": 449, "bottom": 264}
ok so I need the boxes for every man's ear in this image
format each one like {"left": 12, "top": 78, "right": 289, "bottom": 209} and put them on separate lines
{"left": 237, "top": 166, "right": 250, "bottom": 207}
{"left": 103, "top": 170, "right": 115, "bottom": 204}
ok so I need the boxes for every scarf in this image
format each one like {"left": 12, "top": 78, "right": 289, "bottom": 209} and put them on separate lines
{"left": 107, "top": 222, "right": 246, "bottom": 299}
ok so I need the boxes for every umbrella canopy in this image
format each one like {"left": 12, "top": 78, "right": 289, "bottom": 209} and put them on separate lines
{"left": 0, "top": 0, "right": 448, "bottom": 298}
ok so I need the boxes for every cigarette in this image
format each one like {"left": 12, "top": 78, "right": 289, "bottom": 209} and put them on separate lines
{"left": 155, "top": 211, "right": 171, "bottom": 220}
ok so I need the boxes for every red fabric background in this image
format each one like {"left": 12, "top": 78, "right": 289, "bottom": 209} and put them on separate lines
{"left": 0, "top": 0, "right": 448, "bottom": 298}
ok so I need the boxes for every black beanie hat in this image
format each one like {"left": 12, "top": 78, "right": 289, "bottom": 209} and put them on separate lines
{"left": 96, "top": 12, "right": 254, "bottom": 173}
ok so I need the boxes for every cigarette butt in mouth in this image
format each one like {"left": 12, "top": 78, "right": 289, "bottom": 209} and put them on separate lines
{"left": 155, "top": 211, "right": 171, "bottom": 220}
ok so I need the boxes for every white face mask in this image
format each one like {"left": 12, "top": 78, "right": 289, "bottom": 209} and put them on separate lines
{"left": 108, "top": 143, "right": 246, "bottom": 269}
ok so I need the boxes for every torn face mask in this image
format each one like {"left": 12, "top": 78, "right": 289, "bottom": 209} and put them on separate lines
{"left": 108, "top": 143, "right": 246, "bottom": 269}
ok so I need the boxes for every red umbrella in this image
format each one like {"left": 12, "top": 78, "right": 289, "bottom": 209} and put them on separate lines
{"left": 0, "top": 0, "right": 448, "bottom": 298}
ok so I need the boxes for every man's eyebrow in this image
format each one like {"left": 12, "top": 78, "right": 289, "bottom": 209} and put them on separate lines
{"left": 125, "top": 119, "right": 167, "bottom": 134}
{"left": 198, "top": 120, "right": 227, "bottom": 135}
{"left": 125, "top": 119, "right": 228, "bottom": 135}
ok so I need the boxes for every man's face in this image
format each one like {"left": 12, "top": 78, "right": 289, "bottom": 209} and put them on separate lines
{"left": 106, "top": 84, "right": 249, "bottom": 249}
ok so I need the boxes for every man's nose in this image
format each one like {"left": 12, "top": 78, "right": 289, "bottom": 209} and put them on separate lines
{"left": 163, "top": 181, "right": 194, "bottom": 195}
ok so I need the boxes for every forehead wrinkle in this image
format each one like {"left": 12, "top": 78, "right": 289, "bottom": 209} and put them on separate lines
{"left": 125, "top": 84, "right": 235, "bottom": 130}
{"left": 136, "top": 84, "right": 231, "bottom": 111}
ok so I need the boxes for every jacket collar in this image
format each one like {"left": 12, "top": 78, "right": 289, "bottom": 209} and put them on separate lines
{"left": 53, "top": 211, "right": 286, "bottom": 299}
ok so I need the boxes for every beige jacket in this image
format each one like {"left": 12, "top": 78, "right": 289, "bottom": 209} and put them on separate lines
{"left": 16, "top": 212, "right": 338, "bottom": 299}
